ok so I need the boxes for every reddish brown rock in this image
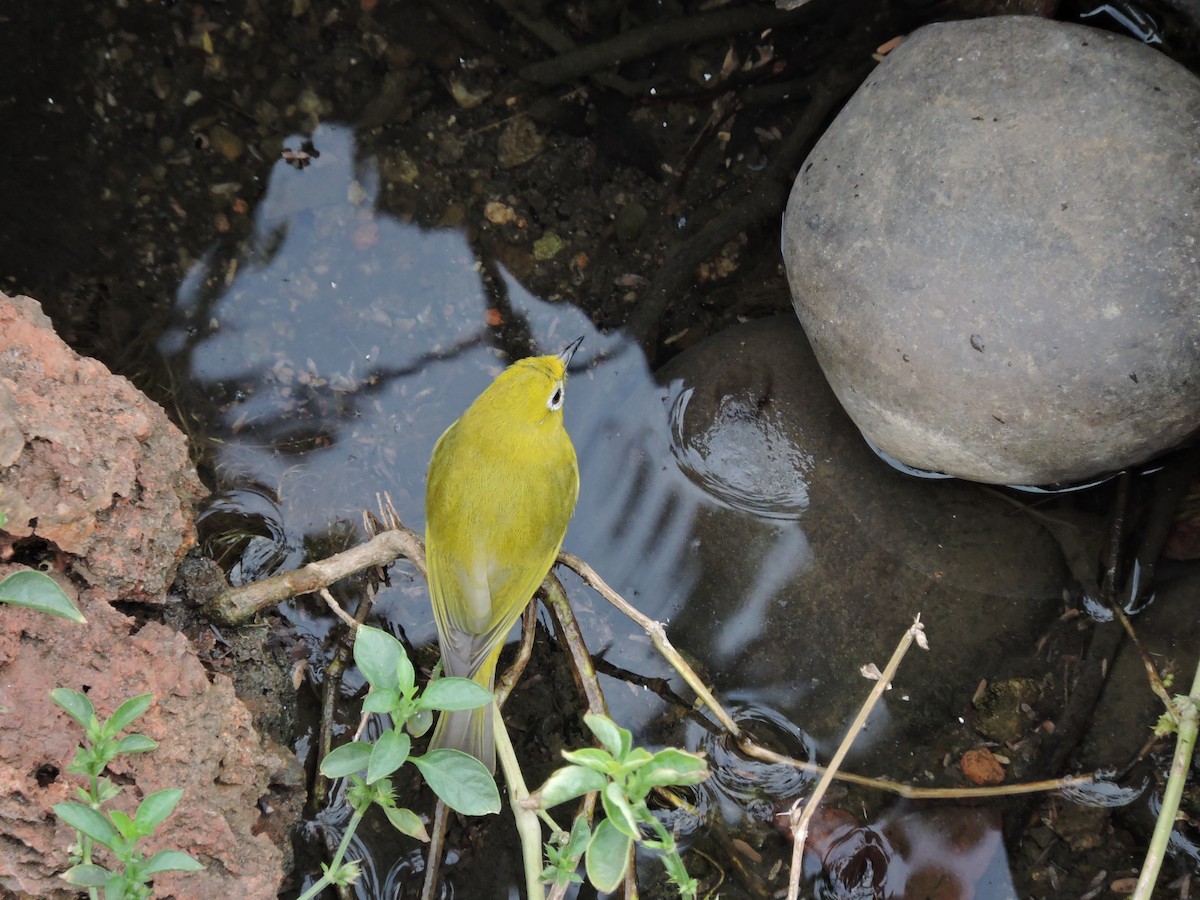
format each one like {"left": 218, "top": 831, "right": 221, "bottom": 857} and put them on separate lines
{"left": 0, "top": 292, "right": 204, "bottom": 601}
{"left": 960, "top": 748, "right": 1006, "bottom": 786}
{"left": 0, "top": 593, "right": 300, "bottom": 898}
{"left": 0, "top": 292, "right": 301, "bottom": 897}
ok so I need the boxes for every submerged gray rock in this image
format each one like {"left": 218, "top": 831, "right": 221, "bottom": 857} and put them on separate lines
{"left": 655, "top": 317, "right": 1068, "bottom": 747}
{"left": 782, "top": 16, "right": 1200, "bottom": 485}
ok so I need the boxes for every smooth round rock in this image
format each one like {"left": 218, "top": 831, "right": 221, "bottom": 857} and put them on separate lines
{"left": 781, "top": 16, "right": 1200, "bottom": 485}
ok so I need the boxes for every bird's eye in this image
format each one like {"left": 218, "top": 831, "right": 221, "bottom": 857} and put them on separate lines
{"left": 547, "top": 384, "right": 564, "bottom": 411}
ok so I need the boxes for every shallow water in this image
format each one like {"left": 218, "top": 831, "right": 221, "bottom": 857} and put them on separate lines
{"left": 151, "top": 122, "right": 1040, "bottom": 896}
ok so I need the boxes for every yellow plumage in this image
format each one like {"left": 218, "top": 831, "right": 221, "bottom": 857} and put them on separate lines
{"left": 425, "top": 338, "right": 582, "bottom": 772}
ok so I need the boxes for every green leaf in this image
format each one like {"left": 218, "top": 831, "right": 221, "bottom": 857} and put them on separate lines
{"left": 1155, "top": 708, "right": 1179, "bottom": 737}
{"left": 641, "top": 749, "right": 710, "bottom": 787}
{"left": 108, "top": 809, "right": 140, "bottom": 841}
{"left": 114, "top": 733, "right": 158, "bottom": 755}
{"left": 326, "top": 857, "right": 362, "bottom": 887}
{"left": 95, "top": 778, "right": 121, "bottom": 804}
{"left": 584, "top": 714, "right": 631, "bottom": 759}
{"left": 53, "top": 802, "right": 119, "bottom": 849}
{"left": 412, "top": 749, "right": 501, "bottom": 816}
{"left": 321, "top": 741, "right": 374, "bottom": 778}
{"left": 535, "top": 765, "right": 608, "bottom": 808}
{"left": 0, "top": 570, "right": 86, "bottom": 622}
{"left": 406, "top": 707, "right": 434, "bottom": 738}
{"left": 619, "top": 746, "right": 654, "bottom": 770}
{"left": 367, "top": 730, "right": 411, "bottom": 784}
{"left": 50, "top": 688, "right": 95, "bottom": 730}
{"left": 560, "top": 747, "right": 614, "bottom": 771}
{"left": 585, "top": 818, "right": 633, "bottom": 893}
{"left": 63, "top": 863, "right": 112, "bottom": 887}
{"left": 362, "top": 688, "right": 400, "bottom": 714}
{"left": 135, "top": 788, "right": 183, "bottom": 832}
{"left": 564, "top": 813, "right": 593, "bottom": 855}
{"left": 142, "top": 849, "right": 205, "bottom": 875}
{"left": 601, "top": 783, "right": 640, "bottom": 839}
{"left": 396, "top": 650, "right": 416, "bottom": 694}
{"left": 354, "top": 625, "right": 404, "bottom": 692}
{"left": 383, "top": 805, "right": 430, "bottom": 841}
{"left": 543, "top": 814, "right": 591, "bottom": 887}
{"left": 106, "top": 693, "right": 154, "bottom": 735}
{"left": 418, "top": 678, "right": 493, "bottom": 712}
{"left": 104, "top": 872, "right": 130, "bottom": 900}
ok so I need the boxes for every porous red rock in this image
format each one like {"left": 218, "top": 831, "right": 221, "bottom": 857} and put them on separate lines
{"left": 0, "top": 596, "right": 299, "bottom": 898}
{"left": 0, "top": 292, "right": 204, "bottom": 600}
{"left": 0, "top": 291, "right": 300, "bottom": 897}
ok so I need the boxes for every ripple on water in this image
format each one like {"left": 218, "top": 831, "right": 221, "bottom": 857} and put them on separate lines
{"left": 1058, "top": 769, "right": 1148, "bottom": 808}
{"left": 196, "top": 484, "right": 302, "bottom": 584}
{"left": 699, "top": 704, "right": 818, "bottom": 815}
{"left": 666, "top": 381, "right": 813, "bottom": 520}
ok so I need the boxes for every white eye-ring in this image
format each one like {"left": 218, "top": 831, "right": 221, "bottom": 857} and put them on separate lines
{"left": 547, "top": 382, "right": 564, "bottom": 411}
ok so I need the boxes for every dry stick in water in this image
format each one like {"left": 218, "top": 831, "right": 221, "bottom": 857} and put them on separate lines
{"left": 209, "top": 526, "right": 427, "bottom": 623}
{"left": 784, "top": 616, "right": 928, "bottom": 900}
{"left": 557, "top": 550, "right": 742, "bottom": 738}
{"left": 542, "top": 573, "right": 610, "bottom": 719}
{"left": 540, "top": 575, "right": 605, "bottom": 900}
{"left": 212, "top": 512, "right": 1112, "bottom": 890}
{"left": 741, "top": 741, "right": 1096, "bottom": 800}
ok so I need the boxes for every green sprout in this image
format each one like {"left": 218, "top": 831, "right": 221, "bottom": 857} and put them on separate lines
{"left": 51, "top": 691, "right": 203, "bottom": 899}
{"left": 297, "top": 625, "right": 501, "bottom": 899}
{"left": 532, "top": 713, "right": 710, "bottom": 898}
{"left": 0, "top": 569, "right": 85, "bottom": 622}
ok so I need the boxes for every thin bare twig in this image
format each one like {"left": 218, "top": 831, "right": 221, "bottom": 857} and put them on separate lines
{"left": 208, "top": 526, "right": 427, "bottom": 623}
{"left": 312, "top": 579, "right": 378, "bottom": 811}
{"left": 742, "top": 741, "right": 1097, "bottom": 799}
{"left": 558, "top": 550, "right": 741, "bottom": 737}
{"left": 495, "top": 601, "right": 540, "bottom": 708}
{"left": 542, "top": 573, "right": 609, "bottom": 718}
{"left": 785, "top": 617, "right": 927, "bottom": 900}
{"left": 319, "top": 587, "right": 359, "bottom": 630}
{"left": 1111, "top": 603, "right": 1174, "bottom": 711}
{"left": 420, "top": 800, "right": 452, "bottom": 900}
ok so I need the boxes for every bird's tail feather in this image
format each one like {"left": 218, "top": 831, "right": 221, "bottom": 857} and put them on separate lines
{"left": 429, "top": 653, "right": 499, "bottom": 773}
{"left": 429, "top": 703, "right": 496, "bottom": 774}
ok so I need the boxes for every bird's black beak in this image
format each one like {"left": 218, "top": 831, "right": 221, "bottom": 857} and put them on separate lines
{"left": 558, "top": 335, "right": 585, "bottom": 367}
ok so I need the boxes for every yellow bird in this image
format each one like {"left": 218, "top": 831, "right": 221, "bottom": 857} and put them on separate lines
{"left": 425, "top": 337, "right": 583, "bottom": 772}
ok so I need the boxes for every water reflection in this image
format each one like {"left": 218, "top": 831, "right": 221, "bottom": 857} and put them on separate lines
{"left": 158, "top": 122, "right": 1063, "bottom": 898}
{"left": 807, "top": 802, "right": 1012, "bottom": 899}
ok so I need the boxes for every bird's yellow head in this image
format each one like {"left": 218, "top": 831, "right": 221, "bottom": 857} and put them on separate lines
{"left": 467, "top": 336, "right": 584, "bottom": 430}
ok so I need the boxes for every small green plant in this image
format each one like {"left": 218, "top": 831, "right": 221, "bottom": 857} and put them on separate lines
{"left": 51, "top": 690, "right": 203, "bottom": 899}
{"left": 297, "top": 625, "right": 501, "bottom": 899}
{"left": 0, "top": 568, "right": 86, "bottom": 622}
{"left": 0, "top": 498, "right": 83, "bottom": 622}
{"left": 533, "top": 713, "right": 710, "bottom": 898}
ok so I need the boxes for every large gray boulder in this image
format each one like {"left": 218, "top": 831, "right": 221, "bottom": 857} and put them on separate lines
{"left": 782, "top": 16, "right": 1200, "bottom": 485}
